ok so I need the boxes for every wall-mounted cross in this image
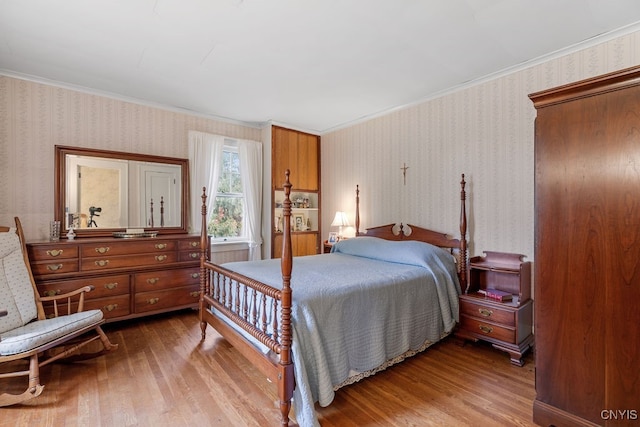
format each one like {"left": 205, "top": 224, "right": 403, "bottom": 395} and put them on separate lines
{"left": 401, "top": 163, "right": 409, "bottom": 185}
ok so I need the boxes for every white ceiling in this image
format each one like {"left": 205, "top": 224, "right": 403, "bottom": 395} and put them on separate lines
{"left": 1, "top": 1, "right": 640, "bottom": 134}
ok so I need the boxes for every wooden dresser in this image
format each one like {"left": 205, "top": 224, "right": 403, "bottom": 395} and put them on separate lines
{"left": 27, "top": 234, "right": 208, "bottom": 322}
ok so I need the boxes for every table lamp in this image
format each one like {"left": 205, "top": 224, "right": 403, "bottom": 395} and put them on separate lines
{"left": 331, "top": 211, "right": 349, "bottom": 240}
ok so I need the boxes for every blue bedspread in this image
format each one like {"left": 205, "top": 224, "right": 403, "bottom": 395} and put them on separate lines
{"left": 221, "top": 236, "right": 461, "bottom": 427}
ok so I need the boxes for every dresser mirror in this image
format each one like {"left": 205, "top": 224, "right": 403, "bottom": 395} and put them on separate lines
{"left": 55, "top": 145, "right": 189, "bottom": 237}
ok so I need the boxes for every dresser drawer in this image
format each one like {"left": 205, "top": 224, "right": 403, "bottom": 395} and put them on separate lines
{"left": 28, "top": 245, "right": 79, "bottom": 261}
{"left": 179, "top": 239, "right": 202, "bottom": 250}
{"left": 81, "top": 252, "right": 178, "bottom": 271}
{"left": 134, "top": 285, "right": 200, "bottom": 313}
{"left": 81, "top": 240, "right": 176, "bottom": 257}
{"left": 134, "top": 267, "right": 201, "bottom": 292}
{"left": 180, "top": 250, "right": 201, "bottom": 262}
{"left": 459, "top": 315, "right": 516, "bottom": 344}
{"left": 39, "top": 274, "right": 130, "bottom": 298}
{"left": 43, "top": 294, "right": 131, "bottom": 320}
{"left": 459, "top": 299, "right": 515, "bottom": 327}
{"left": 31, "top": 259, "right": 79, "bottom": 276}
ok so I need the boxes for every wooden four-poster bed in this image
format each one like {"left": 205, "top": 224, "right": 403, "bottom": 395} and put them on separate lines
{"left": 198, "top": 171, "right": 468, "bottom": 426}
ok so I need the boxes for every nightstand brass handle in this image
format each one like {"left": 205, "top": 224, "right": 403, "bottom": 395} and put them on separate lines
{"left": 190, "top": 291, "right": 200, "bottom": 298}
{"left": 189, "top": 241, "right": 198, "bottom": 247}
{"left": 104, "top": 282, "right": 118, "bottom": 290}
{"left": 479, "top": 325, "right": 493, "bottom": 334}
{"left": 189, "top": 252, "right": 198, "bottom": 259}
{"left": 155, "top": 243, "right": 168, "bottom": 250}
{"left": 46, "top": 249, "right": 64, "bottom": 257}
{"left": 46, "top": 263, "right": 64, "bottom": 271}
{"left": 191, "top": 273, "right": 200, "bottom": 279}
{"left": 95, "top": 247, "right": 110, "bottom": 254}
{"left": 104, "top": 304, "right": 118, "bottom": 312}
{"left": 478, "top": 308, "right": 493, "bottom": 317}
{"left": 146, "top": 278, "right": 159, "bottom": 285}
{"left": 155, "top": 255, "right": 168, "bottom": 262}
{"left": 44, "top": 290, "right": 61, "bottom": 297}
{"left": 147, "top": 298, "right": 160, "bottom": 305}
{"left": 95, "top": 260, "right": 109, "bottom": 267}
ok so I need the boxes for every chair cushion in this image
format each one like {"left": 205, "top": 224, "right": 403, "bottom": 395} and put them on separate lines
{"left": 0, "top": 228, "right": 37, "bottom": 334}
{"left": 0, "top": 309, "right": 104, "bottom": 356}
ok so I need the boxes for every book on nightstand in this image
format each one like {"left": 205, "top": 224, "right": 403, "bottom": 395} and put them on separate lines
{"left": 477, "top": 289, "right": 513, "bottom": 302}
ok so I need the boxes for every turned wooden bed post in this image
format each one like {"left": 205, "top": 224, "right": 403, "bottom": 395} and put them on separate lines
{"left": 355, "top": 185, "right": 360, "bottom": 236}
{"left": 278, "top": 170, "right": 295, "bottom": 426}
{"left": 459, "top": 174, "right": 468, "bottom": 293}
{"left": 199, "top": 187, "right": 208, "bottom": 340}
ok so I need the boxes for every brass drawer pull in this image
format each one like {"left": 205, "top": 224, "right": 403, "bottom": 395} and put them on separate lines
{"left": 478, "top": 308, "right": 493, "bottom": 317}
{"left": 95, "top": 247, "right": 110, "bottom": 254}
{"left": 104, "top": 304, "right": 118, "bottom": 312}
{"left": 155, "top": 255, "right": 168, "bottom": 262}
{"left": 189, "top": 241, "right": 198, "bottom": 247}
{"left": 479, "top": 325, "right": 493, "bottom": 334}
{"left": 191, "top": 273, "right": 200, "bottom": 279}
{"left": 146, "top": 278, "right": 160, "bottom": 285}
{"left": 104, "top": 282, "right": 118, "bottom": 290}
{"left": 147, "top": 298, "right": 159, "bottom": 305}
{"left": 155, "top": 243, "right": 168, "bottom": 250}
{"left": 95, "top": 260, "right": 109, "bottom": 267}
{"left": 44, "top": 289, "right": 61, "bottom": 297}
{"left": 46, "top": 263, "right": 64, "bottom": 271}
{"left": 189, "top": 252, "right": 198, "bottom": 259}
{"left": 46, "top": 249, "right": 64, "bottom": 257}
{"left": 190, "top": 291, "right": 200, "bottom": 298}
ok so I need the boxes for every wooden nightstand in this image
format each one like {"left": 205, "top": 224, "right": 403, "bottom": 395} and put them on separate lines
{"left": 455, "top": 251, "right": 533, "bottom": 366}
{"left": 323, "top": 241, "right": 333, "bottom": 253}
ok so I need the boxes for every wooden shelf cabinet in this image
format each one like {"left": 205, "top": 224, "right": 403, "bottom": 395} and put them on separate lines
{"left": 271, "top": 125, "right": 321, "bottom": 257}
{"left": 456, "top": 251, "right": 533, "bottom": 366}
{"left": 27, "top": 234, "right": 208, "bottom": 322}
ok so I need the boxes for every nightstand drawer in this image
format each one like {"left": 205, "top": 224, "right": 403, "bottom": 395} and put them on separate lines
{"left": 460, "top": 299, "right": 515, "bottom": 327}
{"left": 459, "top": 315, "right": 516, "bottom": 344}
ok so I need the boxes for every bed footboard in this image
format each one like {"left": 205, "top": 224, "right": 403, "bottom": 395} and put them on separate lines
{"left": 198, "top": 171, "right": 295, "bottom": 427}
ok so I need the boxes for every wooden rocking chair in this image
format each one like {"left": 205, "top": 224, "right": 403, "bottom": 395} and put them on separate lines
{"left": 0, "top": 217, "right": 118, "bottom": 406}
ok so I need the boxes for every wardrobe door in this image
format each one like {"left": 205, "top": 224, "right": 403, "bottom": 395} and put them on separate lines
{"left": 600, "top": 84, "right": 640, "bottom": 417}
{"left": 534, "top": 93, "right": 607, "bottom": 423}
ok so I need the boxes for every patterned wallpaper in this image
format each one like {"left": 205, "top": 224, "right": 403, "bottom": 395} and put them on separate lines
{"left": 321, "top": 29, "right": 640, "bottom": 263}
{"left": 2, "top": 28, "right": 639, "bottom": 258}
{"left": 0, "top": 77, "right": 262, "bottom": 240}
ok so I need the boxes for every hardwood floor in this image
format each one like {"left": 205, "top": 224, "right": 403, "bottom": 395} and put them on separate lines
{"left": 0, "top": 310, "right": 536, "bottom": 427}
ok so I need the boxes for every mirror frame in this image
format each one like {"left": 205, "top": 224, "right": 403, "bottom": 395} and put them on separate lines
{"left": 55, "top": 145, "right": 189, "bottom": 238}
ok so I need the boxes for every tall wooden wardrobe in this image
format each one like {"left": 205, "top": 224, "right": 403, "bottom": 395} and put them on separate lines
{"left": 530, "top": 66, "right": 640, "bottom": 426}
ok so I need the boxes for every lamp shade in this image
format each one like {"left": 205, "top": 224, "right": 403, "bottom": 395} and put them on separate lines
{"left": 331, "top": 211, "right": 349, "bottom": 227}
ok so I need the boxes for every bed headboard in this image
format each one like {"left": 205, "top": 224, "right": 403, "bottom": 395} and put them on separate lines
{"left": 354, "top": 174, "right": 468, "bottom": 291}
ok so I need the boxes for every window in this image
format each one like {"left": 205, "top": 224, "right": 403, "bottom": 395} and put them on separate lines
{"left": 208, "top": 143, "right": 244, "bottom": 240}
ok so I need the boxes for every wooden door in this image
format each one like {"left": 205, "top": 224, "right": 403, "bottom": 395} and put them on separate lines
{"left": 273, "top": 233, "right": 318, "bottom": 258}
{"left": 272, "top": 126, "right": 319, "bottom": 191}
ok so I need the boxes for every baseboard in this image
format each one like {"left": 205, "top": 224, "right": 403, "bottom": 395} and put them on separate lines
{"left": 533, "top": 399, "right": 601, "bottom": 427}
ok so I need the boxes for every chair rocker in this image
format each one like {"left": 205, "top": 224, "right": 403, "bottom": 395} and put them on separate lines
{"left": 0, "top": 217, "right": 117, "bottom": 406}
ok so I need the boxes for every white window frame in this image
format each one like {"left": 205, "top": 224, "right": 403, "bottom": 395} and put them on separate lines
{"left": 209, "top": 141, "right": 247, "bottom": 244}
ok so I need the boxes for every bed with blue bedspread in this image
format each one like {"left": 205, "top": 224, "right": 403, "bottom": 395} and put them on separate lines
{"left": 198, "top": 172, "right": 468, "bottom": 427}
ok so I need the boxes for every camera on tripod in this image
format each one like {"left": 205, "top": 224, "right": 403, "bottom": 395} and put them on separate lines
{"left": 88, "top": 206, "right": 102, "bottom": 227}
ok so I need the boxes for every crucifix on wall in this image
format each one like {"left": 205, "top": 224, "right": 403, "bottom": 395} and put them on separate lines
{"left": 401, "top": 163, "right": 409, "bottom": 185}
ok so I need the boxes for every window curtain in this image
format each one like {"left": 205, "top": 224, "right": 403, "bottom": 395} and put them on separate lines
{"left": 188, "top": 131, "right": 224, "bottom": 234}
{"left": 238, "top": 139, "right": 263, "bottom": 261}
